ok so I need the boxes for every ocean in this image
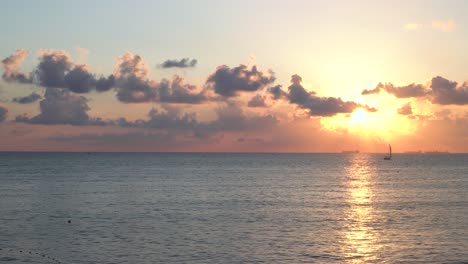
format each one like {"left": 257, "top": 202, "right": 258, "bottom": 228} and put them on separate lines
{"left": 0, "top": 153, "right": 467, "bottom": 263}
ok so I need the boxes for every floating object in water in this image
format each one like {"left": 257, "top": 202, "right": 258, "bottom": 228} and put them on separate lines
{"left": 67, "top": 220, "right": 71, "bottom": 223}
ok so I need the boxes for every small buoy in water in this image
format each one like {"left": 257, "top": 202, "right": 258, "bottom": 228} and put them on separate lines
{"left": 67, "top": 220, "right": 71, "bottom": 223}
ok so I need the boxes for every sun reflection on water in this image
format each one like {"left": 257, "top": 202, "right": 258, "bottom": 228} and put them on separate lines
{"left": 342, "top": 154, "right": 382, "bottom": 263}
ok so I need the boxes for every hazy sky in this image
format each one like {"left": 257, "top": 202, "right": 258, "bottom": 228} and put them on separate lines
{"left": 1, "top": 0, "right": 467, "bottom": 152}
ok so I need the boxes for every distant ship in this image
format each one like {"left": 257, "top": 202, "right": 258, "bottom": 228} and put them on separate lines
{"left": 341, "top": 150, "right": 359, "bottom": 154}
{"left": 384, "top": 144, "right": 392, "bottom": 160}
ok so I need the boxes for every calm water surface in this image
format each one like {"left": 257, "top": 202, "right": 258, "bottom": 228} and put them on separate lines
{"left": 0, "top": 153, "right": 467, "bottom": 263}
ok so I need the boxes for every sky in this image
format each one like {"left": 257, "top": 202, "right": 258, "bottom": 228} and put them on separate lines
{"left": 1, "top": 0, "right": 467, "bottom": 152}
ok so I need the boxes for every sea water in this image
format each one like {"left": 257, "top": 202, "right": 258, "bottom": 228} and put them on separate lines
{"left": 0, "top": 153, "right": 467, "bottom": 263}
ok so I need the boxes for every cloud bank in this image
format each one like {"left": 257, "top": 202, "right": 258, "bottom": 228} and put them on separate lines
{"left": 273, "top": 74, "right": 377, "bottom": 116}
{"left": 362, "top": 76, "right": 468, "bottom": 105}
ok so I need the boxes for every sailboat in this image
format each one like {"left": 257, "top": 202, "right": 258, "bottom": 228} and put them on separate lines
{"left": 384, "top": 144, "right": 392, "bottom": 160}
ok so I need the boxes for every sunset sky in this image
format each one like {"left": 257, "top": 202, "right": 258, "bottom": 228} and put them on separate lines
{"left": 1, "top": 0, "right": 467, "bottom": 152}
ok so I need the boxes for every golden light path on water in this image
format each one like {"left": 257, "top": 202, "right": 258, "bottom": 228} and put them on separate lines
{"left": 342, "top": 155, "right": 382, "bottom": 263}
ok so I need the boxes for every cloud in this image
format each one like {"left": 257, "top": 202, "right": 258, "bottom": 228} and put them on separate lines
{"left": 209, "top": 101, "right": 277, "bottom": 131}
{"left": 14, "top": 93, "right": 277, "bottom": 143}
{"left": 2, "top": 49, "right": 115, "bottom": 93}
{"left": 141, "top": 107, "right": 200, "bottom": 130}
{"left": 397, "top": 102, "right": 413, "bottom": 115}
{"left": 35, "top": 50, "right": 74, "bottom": 88}
{"left": 1, "top": 49, "right": 32, "bottom": 83}
{"left": 95, "top": 75, "right": 115, "bottom": 92}
{"left": 362, "top": 82, "right": 429, "bottom": 98}
{"left": 113, "top": 53, "right": 206, "bottom": 103}
{"left": 1, "top": 50, "right": 209, "bottom": 104}
{"left": 0, "top": 105, "right": 7, "bottom": 122}
{"left": 158, "top": 75, "right": 207, "bottom": 104}
{"left": 12, "top": 92, "right": 42, "bottom": 104}
{"left": 16, "top": 88, "right": 90, "bottom": 125}
{"left": 247, "top": 94, "right": 267, "bottom": 107}
{"left": 268, "top": 85, "right": 288, "bottom": 100}
{"left": 363, "top": 76, "right": 468, "bottom": 105}
{"left": 119, "top": 101, "right": 278, "bottom": 138}
{"left": 63, "top": 64, "right": 97, "bottom": 93}
{"left": 404, "top": 23, "right": 422, "bottom": 31}
{"left": 206, "top": 64, "right": 276, "bottom": 97}
{"left": 432, "top": 19, "right": 456, "bottom": 32}
{"left": 160, "top": 58, "right": 197, "bottom": 68}
{"left": 113, "top": 52, "right": 157, "bottom": 103}
{"left": 361, "top": 86, "right": 381, "bottom": 95}
{"left": 35, "top": 50, "right": 115, "bottom": 93}
{"left": 284, "top": 74, "right": 376, "bottom": 116}
{"left": 430, "top": 76, "right": 468, "bottom": 105}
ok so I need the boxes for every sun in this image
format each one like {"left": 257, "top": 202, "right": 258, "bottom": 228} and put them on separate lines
{"left": 350, "top": 108, "right": 367, "bottom": 125}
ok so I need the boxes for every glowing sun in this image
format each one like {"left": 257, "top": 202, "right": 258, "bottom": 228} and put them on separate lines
{"left": 350, "top": 108, "right": 367, "bottom": 125}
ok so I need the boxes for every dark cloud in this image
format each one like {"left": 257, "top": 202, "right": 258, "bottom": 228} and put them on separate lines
{"left": 36, "top": 51, "right": 115, "bottom": 93}
{"left": 3, "top": 50, "right": 203, "bottom": 104}
{"left": 114, "top": 54, "right": 206, "bottom": 103}
{"left": 115, "top": 76, "right": 157, "bottom": 103}
{"left": 63, "top": 65, "right": 96, "bottom": 93}
{"left": 160, "top": 58, "right": 197, "bottom": 68}
{"left": 3, "top": 50, "right": 114, "bottom": 93}
{"left": 362, "top": 82, "right": 428, "bottom": 98}
{"left": 145, "top": 107, "right": 199, "bottom": 130}
{"left": 0, "top": 105, "right": 7, "bottom": 122}
{"left": 247, "top": 94, "right": 267, "bottom": 107}
{"left": 268, "top": 85, "right": 288, "bottom": 100}
{"left": 0, "top": 50, "right": 111, "bottom": 93}
{"left": 16, "top": 88, "right": 90, "bottom": 125}
{"left": 285, "top": 75, "right": 376, "bottom": 116}
{"left": 113, "top": 52, "right": 157, "bottom": 103}
{"left": 384, "top": 83, "right": 428, "bottom": 98}
{"left": 362, "top": 76, "right": 468, "bottom": 105}
{"left": 430, "top": 76, "right": 468, "bottom": 105}
{"left": 95, "top": 75, "right": 115, "bottom": 92}
{"left": 397, "top": 102, "right": 413, "bottom": 115}
{"left": 206, "top": 64, "right": 276, "bottom": 97}
{"left": 35, "top": 50, "right": 74, "bottom": 88}
{"left": 158, "top": 75, "right": 207, "bottom": 104}
{"left": 1, "top": 49, "right": 32, "bottom": 83}
{"left": 361, "top": 86, "right": 381, "bottom": 95}
{"left": 12, "top": 92, "right": 42, "bottom": 104}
